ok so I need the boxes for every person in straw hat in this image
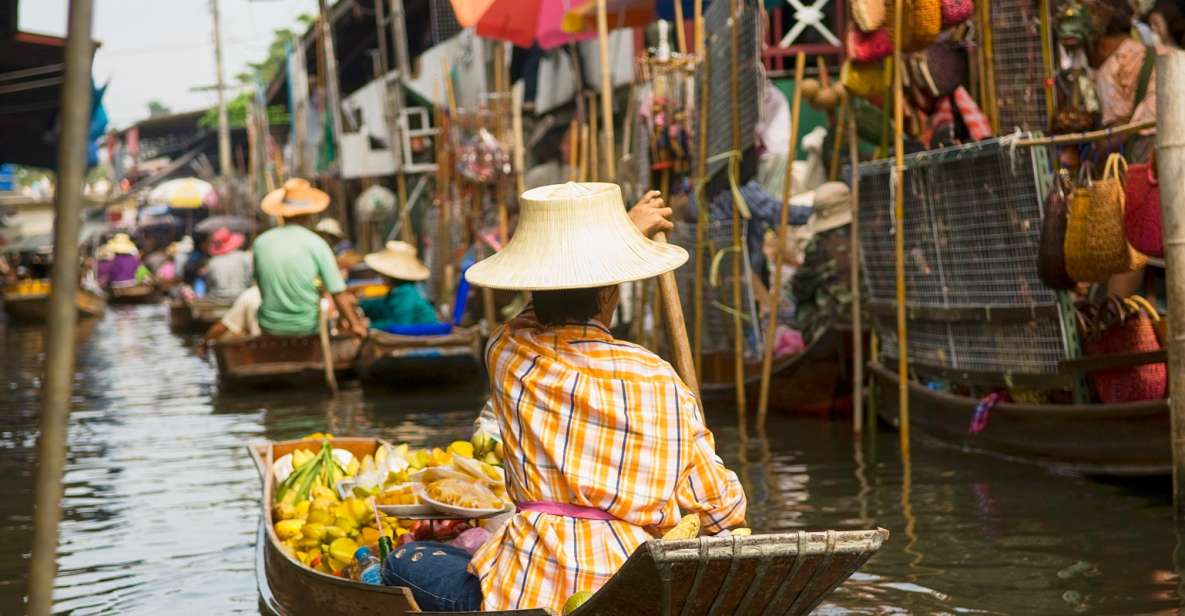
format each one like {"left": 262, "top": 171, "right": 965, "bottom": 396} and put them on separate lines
{"left": 204, "top": 227, "right": 253, "bottom": 300}
{"left": 791, "top": 181, "right": 855, "bottom": 345}
{"left": 97, "top": 233, "right": 145, "bottom": 288}
{"left": 253, "top": 178, "right": 367, "bottom": 337}
{"left": 381, "top": 183, "right": 746, "bottom": 613}
{"left": 358, "top": 241, "right": 439, "bottom": 330}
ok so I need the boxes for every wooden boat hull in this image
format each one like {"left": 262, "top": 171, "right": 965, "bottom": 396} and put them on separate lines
{"left": 169, "top": 297, "right": 233, "bottom": 333}
{"left": 869, "top": 361, "right": 1171, "bottom": 476}
{"left": 107, "top": 282, "right": 158, "bottom": 304}
{"left": 213, "top": 334, "right": 361, "bottom": 389}
{"left": 252, "top": 437, "right": 888, "bottom": 616}
{"left": 3, "top": 286, "right": 106, "bottom": 322}
{"left": 357, "top": 327, "right": 485, "bottom": 386}
{"left": 699, "top": 327, "right": 855, "bottom": 415}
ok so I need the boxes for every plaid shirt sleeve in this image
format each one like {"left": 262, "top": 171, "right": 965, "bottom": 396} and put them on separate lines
{"left": 674, "top": 386, "right": 747, "bottom": 534}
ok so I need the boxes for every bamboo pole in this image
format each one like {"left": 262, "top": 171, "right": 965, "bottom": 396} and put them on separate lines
{"left": 512, "top": 82, "right": 526, "bottom": 198}
{"left": 596, "top": 0, "right": 616, "bottom": 180}
{"left": 1156, "top": 51, "right": 1185, "bottom": 518}
{"left": 980, "top": 0, "right": 999, "bottom": 134}
{"left": 495, "top": 43, "right": 509, "bottom": 244}
{"left": 568, "top": 119, "right": 581, "bottom": 181}
{"left": 1038, "top": 0, "right": 1056, "bottom": 129}
{"left": 1014, "top": 119, "right": 1157, "bottom": 147}
{"left": 829, "top": 94, "right": 849, "bottom": 181}
{"left": 892, "top": 0, "right": 911, "bottom": 458}
{"left": 27, "top": 1, "right": 92, "bottom": 613}
{"left": 728, "top": 0, "right": 746, "bottom": 414}
{"left": 673, "top": 0, "right": 687, "bottom": 55}
{"left": 693, "top": 18, "right": 709, "bottom": 379}
{"left": 756, "top": 52, "right": 806, "bottom": 426}
{"left": 848, "top": 115, "right": 865, "bottom": 433}
{"left": 588, "top": 93, "right": 600, "bottom": 180}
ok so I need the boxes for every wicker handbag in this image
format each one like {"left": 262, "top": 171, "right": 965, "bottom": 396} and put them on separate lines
{"left": 941, "top": 0, "right": 974, "bottom": 26}
{"left": 1083, "top": 296, "right": 1166, "bottom": 404}
{"left": 1037, "top": 170, "right": 1076, "bottom": 290}
{"left": 1124, "top": 151, "right": 1164, "bottom": 258}
{"left": 852, "top": 0, "right": 887, "bottom": 32}
{"left": 1064, "top": 154, "right": 1147, "bottom": 282}
{"left": 848, "top": 26, "right": 893, "bottom": 62}
{"left": 887, "top": 0, "right": 942, "bottom": 52}
{"left": 842, "top": 58, "right": 892, "bottom": 99}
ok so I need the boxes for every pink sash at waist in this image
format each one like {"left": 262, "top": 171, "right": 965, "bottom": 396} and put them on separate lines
{"left": 517, "top": 501, "right": 618, "bottom": 521}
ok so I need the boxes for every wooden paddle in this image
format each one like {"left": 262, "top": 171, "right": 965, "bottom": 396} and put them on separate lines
{"left": 655, "top": 232, "right": 700, "bottom": 397}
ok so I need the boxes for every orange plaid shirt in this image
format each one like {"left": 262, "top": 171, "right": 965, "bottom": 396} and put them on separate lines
{"left": 469, "top": 310, "right": 747, "bottom": 613}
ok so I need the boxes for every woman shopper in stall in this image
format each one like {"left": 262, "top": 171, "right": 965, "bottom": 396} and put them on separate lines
{"left": 380, "top": 183, "right": 747, "bottom": 613}
{"left": 358, "top": 241, "right": 440, "bottom": 330}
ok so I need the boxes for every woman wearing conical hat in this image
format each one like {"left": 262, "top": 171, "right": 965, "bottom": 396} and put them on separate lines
{"left": 358, "top": 241, "right": 439, "bottom": 330}
{"left": 380, "top": 184, "right": 747, "bottom": 613}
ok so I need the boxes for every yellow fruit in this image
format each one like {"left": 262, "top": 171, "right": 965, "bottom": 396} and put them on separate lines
{"left": 412, "top": 449, "right": 430, "bottom": 469}
{"left": 346, "top": 457, "right": 360, "bottom": 476}
{"left": 275, "top": 503, "right": 297, "bottom": 521}
{"left": 327, "top": 556, "right": 349, "bottom": 575}
{"left": 431, "top": 448, "right": 452, "bottom": 466}
{"left": 348, "top": 498, "right": 372, "bottom": 526}
{"left": 360, "top": 527, "right": 381, "bottom": 545}
{"left": 275, "top": 519, "right": 305, "bottom": 541}
{"left": 482, "top": 452, "right": 501, "bottom": 467}
{"left": 563, "top": 591, "right": 595, "bottom": 615}
{"left": 395, "top": 527, "right": 409, "bottom": 537}
{"left": 311, "top": 485, "right": 336, "bottom": 501}
{"left": 329, "top": 537, "right": 359, "bottom": 564}
{"left": 661, "top": 514, "right": 700, "bottom": 541}
{"left": 732, "top": 528, "right": 752, "bottom": 536}
{"left": 448, "top": 441, "right": 475, "bottom": 459}
{"left": 307, "top": 508, "right": 334, "bottom": 526}
{"left": 334, "top": 516, "right": 359, "bottom": 532}
{"left": 296, "top": 550, "right": 313, "bottom": 565}
{"left": 472, "top": 432, "right": 489, "bottom": 456}
{"left": 494, "top": 441, "right": 504, "bottom": 461}
{"left": 325, "top": 525, "right": 347, "bottom": 540}
{"left": 302, "top": 523, "right": 328, "bottom": 542}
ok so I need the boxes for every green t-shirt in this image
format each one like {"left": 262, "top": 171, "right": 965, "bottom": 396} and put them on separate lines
{"left": 253, "top": 225, "right": 346, "bottom": 335}
{"left": 359, "top": 282, "right": 440, "bottom": 330}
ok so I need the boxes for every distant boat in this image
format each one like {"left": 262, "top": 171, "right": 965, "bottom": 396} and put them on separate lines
{"left": 168, "top": 296, "right": 233, "bottom": 333}
{"left": 3, "top": 280, "right": 105, "bottom": 322}
{"left": 212, "top": 334, "right": 361, "bottom": 389}
{"left": 106, "top": 281, "right": 159, "bottom": 305}
{"left": 356, "top": 326, "right": 485, "bottom": 388}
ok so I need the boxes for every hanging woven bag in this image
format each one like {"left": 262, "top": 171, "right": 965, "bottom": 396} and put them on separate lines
{"left": 1064, "top": 154, "right": 1147, "bottom": 282}
{"left": 1124, "top": 151, "right": 1164, "bottom": 258}
{"left": 841, "top": 58, "right": 892, "bottom": 99}
{"left": 888, "top": 0, "right": 942, "bottom": 52}
{"left": 852, "top": 0, "right": 887, "bottom": 32}
{"left": 848, "top": 26, "right": 894, "bottom": 62}
{"left": 1085, "top": 296, "right": 1166, "bottom": 403}
{"left": 1037, "top": 170, "right": 1076, "bottom": 290}
{"left": 941, "top": 0, "right": 975, "bottom": 26}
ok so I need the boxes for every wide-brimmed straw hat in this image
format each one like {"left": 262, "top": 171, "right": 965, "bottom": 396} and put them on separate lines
{"left": 805, "top": 182, "right": 853, "bottom": 234}
{"left": 208, "top": 227, "right": 245, "bottom": 256}
{"left": 261, "top": 178, "right": 331, "bottom": 218}
{"left": 105, "top": 233, "right": 138, "bottom": 255}
{"left": 465, "top": 182, "right": 688, "bottom": 290}
{"left": 315, "top": 217, "right": 345, "bottom": 239}
{"left": 364, "top": 241, "right": 430, "bottom": 282}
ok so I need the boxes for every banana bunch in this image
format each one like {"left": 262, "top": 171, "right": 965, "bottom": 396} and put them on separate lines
{"left": 469, "top": 432, "right": 504, "bottom": 466}
{"left": 275, "top": 440, "right": 347, "bottom": 506}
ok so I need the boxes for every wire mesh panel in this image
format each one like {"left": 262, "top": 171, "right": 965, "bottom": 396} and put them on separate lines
{"left": 991, "top": 0, "right": 1050, "bottom": 133}
{"left": 429, "top": 0, "right": 463, "bottom": 45}
{"left": 857, "top": 136, "right": 1070, "bottom": 375}
{"left": 671, "top": 219, "right": 762, "bottom": 359}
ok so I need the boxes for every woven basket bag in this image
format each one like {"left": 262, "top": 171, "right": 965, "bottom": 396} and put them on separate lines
{"left": 852, "top": 0, "right": 887, "bottom": 32}
{"left": 848, "top": 26, "right": 893, "bottom": 62}
{"left": 940, "top": 0, "right": 974, "bottom": 27}
{"left": 1037, "top": 171, "right": 1076, "bottom": 290}
{"left": 1085, "top": 296, "right": 1166, "bottom": 404}
{"left": 1124, "top": 152, "right": 1163, "bottom": 258}
{"left": 1064, "top": 154, "right": 1147, "bottom": 282}
{"left": 888, "top": 0, "right": 942, "bottom": 52}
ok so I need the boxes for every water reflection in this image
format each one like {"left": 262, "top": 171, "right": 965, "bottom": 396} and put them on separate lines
{"left": 0, "top": 303, "right": 1179, "bottom": 614}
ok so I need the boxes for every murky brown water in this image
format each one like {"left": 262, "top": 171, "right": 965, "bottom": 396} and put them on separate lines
{"left": 1, "top": 303, "right": 1180, "bottom": 614}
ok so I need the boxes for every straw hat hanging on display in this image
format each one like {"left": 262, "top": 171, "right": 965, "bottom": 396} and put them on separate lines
{"left": 805, "top": 181, "right": 853, "bottom": 234}
{"left": 364, "top": 241, "right": 431, "bottom": 282}
{"left": 260, "top": 178, "right": 331, "bottom": 219}
{"left": 465, "top": 182, "right": 688, "bottom": 291}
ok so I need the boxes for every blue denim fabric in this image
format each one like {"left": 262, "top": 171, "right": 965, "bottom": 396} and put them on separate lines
{"left": 381, "top": 542, "right": 482, "bottom": 612}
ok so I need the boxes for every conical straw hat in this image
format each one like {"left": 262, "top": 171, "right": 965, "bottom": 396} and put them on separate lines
{"left": 364, "top": 241, "right": 430, "bottom": 282}
{"left": 261, "top": 178, "right": 331, "bottom": 218}
{"left": 465, "top": 182, "right": 688, "bottom": 290}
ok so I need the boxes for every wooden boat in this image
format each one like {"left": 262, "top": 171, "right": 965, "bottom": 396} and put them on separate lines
{"left": 699, "top": 327, "right": 856, "bottom": 415}
{"left": 251, "top": 437, "right": 889, "bottom": 616}
{"left": 213, "top": 334, "right": 361, "bottom": 388}
{"left": 357, "top": 326, "right": 484, "bottom": 386}
{"left": 869, "top": 361, "right": 1171, "bottom": 476}
{"left": 3, "top": 280, "right": 106, "bottom": 322}
{"left": 169, "top": 296, "right": 234, "bottom": 333}
{"left": 107, "top": 281, "right": 159, "bottom": 304}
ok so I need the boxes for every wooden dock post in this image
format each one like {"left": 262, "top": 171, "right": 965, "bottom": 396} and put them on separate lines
{"left": 1157, "top": 50, "right": 1185, "bottom": 517}
{"left": 891, "top": 0, "right": 911, "bottom": 459}
{"left": 27, "top": 1, "right": 93, "bottom": 613}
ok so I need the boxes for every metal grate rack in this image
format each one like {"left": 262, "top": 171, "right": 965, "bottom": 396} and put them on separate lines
{"left": 671, "top": 218, "right": 762, "bottom": 359}
{"left": 990, "top": 0, "right": 1050, "bottom": 133}
{"left": 857, "top": 135, "right": 1072, "bottom": 377}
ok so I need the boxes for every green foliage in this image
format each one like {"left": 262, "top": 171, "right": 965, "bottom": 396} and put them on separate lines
{"left": 147, "top": 99, "right": 171, "bottom": 117}
{"left": 198, "top": 93, "right": 288, "bottom": 130}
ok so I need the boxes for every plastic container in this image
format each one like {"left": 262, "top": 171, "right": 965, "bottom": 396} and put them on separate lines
{"left": 351, "top": 546, "right": 382, "bottom": 585}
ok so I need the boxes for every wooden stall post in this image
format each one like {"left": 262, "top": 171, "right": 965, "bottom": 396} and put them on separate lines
{"left": 692, "top": 3, "right": 709, "bottom": 380}
{"left": 848, "top": 116, "right": 865, "bottom": 432}
{"left": 892, "top": 0, "right": 911, "bottom": 458}
{"left": 1157, "top": 51, "right": 1185, "bottom": 517}
{"left": 728, "top": 0, "right": 747, "bottom": 414}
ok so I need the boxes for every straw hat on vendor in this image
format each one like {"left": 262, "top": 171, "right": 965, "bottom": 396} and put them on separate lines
{"left": 207, "top": 227, "right": 246, "bottom": 257}
{"left": 804, "top": 181, "right": 853, "bottom": 235}
{"left": 105, "top": 233, "right": 139, "bottom": 256}
{"left": 364, "top": 241, "right": 430, "bottom": 283}
{"left": 465, "top": 182, "right": 687, "bottom": 291}
{"left": 260, "top": 178, "right": 331, "bottom": 220}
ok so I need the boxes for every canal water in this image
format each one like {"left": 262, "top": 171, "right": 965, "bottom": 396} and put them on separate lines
{"left": 1, "top": 303, "right": 1179, "bottom": 614}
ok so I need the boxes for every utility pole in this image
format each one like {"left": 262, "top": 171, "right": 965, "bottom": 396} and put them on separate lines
{"left": 318, "top": 0, "right": 344, "bottom": 171}
{"left": 1157, "top": 50, "right": 1185, "bottom": 518}
{"left": 26, "top": 1, "right": 93, "bottom": 614}
{"left": 388, "top": 0, "right": 414, "bottom": 243}
{"left": 210, "top": 0, "right": 232, "bottom": 177}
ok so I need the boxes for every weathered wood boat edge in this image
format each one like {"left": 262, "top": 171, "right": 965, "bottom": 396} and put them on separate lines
{"left": 357, "top": 327, "right": 486, "bottom": 386}
{"left": 4, "top": 287, "right": 106, "bottom": 322}
{"left": 214, "top": 334, "right": 361, "bottom": 389}
{"left": 869, "top": 361, "right": 1171, "bottom": 476}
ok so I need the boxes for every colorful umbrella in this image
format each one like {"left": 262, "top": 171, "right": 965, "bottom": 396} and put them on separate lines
{"left": 147, "top": 177, "right": 215, "bottom": 209}
{"left": 560, "top": 0, "right": 700, "bottom": 37}
{"left": 449, "top": 0, "right": 599, "bottom": 49}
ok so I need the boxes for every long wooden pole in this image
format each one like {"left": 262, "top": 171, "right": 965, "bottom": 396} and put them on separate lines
{"left": 1157, "top": 51, "right": 1185, "bottom": 518}
{"left": 728, "top": 0, "right": 746, "bottom": 413}
{"left": 596, "top": 0, "right": 616, "bottom": 181}
{"left": 693, "top": 11, "right": 709, "bottom": 379}
{"left": 756, "top": 52, "right": 806, "bottom": 426}
{"left": 848, "top": 115, "right": 865, "bottom": 433}
{"left": 388, "top": 0, "right": 415, "bottom": 243}
{"left": 892, "top": 0, "right": 910, "bottom": 458}
{"left": 27, "top": 1, "right": 92, "bottom": 613}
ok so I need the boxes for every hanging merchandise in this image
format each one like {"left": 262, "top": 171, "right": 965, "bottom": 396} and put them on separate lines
{"left": 1053, "top": 69, "right": 1101, "bottom": 133}
{"left": 1124, "top": 152, "right": 1164, "bottom": 257}
{"left": 952, "top": 87, "right": 992, "bottom": 140}
{"left": 841, "top": 58, "right": 892, "bottom": 100}
{"left": 888, "top": 0, "right": 942, "bottom": 53}
{"left": 848, "top": 27, "right": 894, "bottom": 63}
{"left": 940, "top": 0, "right": 974, "bottom": 27}
{"left": 919, "top": 42, "right": 968, "bottom": 98}
{"left": 1063, "top": 154, "right": 1147, "bottom": 283}
{"left": 852, "top": 0, "right": 887, "bottom": 32}
{"left": 1080, "top": 296, "right": 1166, "bottom": 404}
{"left": 1037, "top": 170, "right": 1077, "bottom": 290}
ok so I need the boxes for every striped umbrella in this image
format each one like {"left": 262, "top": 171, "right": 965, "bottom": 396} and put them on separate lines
{"left": 147, "top": 177, "right": 215, "bottom": 209}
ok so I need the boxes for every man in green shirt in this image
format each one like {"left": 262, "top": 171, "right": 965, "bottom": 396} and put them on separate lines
{"left": 359, "top": 240, "right": 440, "bottom": 330}
{"left": 255, "top": 178, "right": 367, "bottom": 337}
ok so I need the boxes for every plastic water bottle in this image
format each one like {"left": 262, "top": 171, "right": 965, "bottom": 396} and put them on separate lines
{"left": 352, "top": 547, "right": 382, "bottom": 585}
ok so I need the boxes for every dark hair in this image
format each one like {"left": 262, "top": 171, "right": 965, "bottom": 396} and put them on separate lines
{"left": 532, "top": 287, "right": 604, "bottom": 325}
{"left": 1091, "top": 0, "right": 1134, "bottom": 33}
{"left": 1154, "top": 1, "right": 1185, "bottom": 45}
